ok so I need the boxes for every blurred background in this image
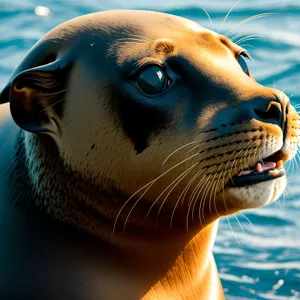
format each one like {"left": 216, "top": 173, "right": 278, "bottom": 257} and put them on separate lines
{"left": 0, "top": 0, "right": 299, "bottom": 299}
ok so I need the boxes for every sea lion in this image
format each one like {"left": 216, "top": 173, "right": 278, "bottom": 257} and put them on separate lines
{"left": 0, "top": 10, "right": 299, "bottom": 300}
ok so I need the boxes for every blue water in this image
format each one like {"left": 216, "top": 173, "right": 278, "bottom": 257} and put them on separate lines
{"left": 0, "top": 0, "right": 299, "bottom": 299}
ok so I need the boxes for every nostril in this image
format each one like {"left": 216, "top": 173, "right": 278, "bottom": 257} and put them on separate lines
{"left": 254, "top": 102, "right": 282, "bottom": 126}
{"left": 286, "top": 104, "right": 289, "bottom": 115}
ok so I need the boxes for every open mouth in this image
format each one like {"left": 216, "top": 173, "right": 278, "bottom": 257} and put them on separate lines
{"left": 227, "top": 152, "right": 286, "bottom": 187}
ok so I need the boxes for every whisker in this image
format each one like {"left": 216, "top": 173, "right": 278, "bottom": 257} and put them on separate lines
{"left": 231, "top": 29, "right": 263, "bottom": 42}
{"left": 227, "top": 216, "right": 240, "bottom": 244}
{"left": 208, "top": 172, "right": 219, "bottom": 214}
{"left": 219, "top": 169, "right": 228, "bottom": 212}
{"left": 220, "top": 174, "right": 240, "bottom": 245}
{"left": 187, "top": 137, "right": 251, "bottom": 157}
{"left": 242, "top": 148, "right": 251, "bottom": 171}
{"left": 234, "top": 214, "right": 245, "bottom": 234}
{"left": 286, "top": 157, "right": 293, "bottom": 174}
{"left": 187, "top": 141, "right": 208, "bottom": 154}
{"left": 35, "top": 88, "right": 68, "bottom": 101}
{"left": 211, "top": 172, "right": 223, "bottom": 218}
{"left": 34, "top": 87, "right": 69, "bottom": 107}
{"left": 235, "top": 35, "right": 263, "bottom": 45}
{"left": 190, "top": 172, "right": 212, "bottom": 224}
{"left": 291, "top": 153, "right": 296, "bottom": 177}
{"left": 146, "top": 168, "right": 188, "bottom": 218}
{"left": 280, "top": 190, "right": 287, "bottom": 208}
{"left": 225, "top": 13, "right": 276, "bottom": 37}
{"left": 190, "top": 172, "right": 208, "bottom": 223}
{"left": 223, "top": 159, "right": 234, "bottom": 198}
{"left": 195, "top": 157, "right": 235, "bottom": 223}
{"left": 199, "top": 173, "right": 215, "bottom": 224}
{"left": 236, "top": 38, "right": 261, "bottom": 46}
{"left": 113, "top": 152, "right": 199, "bottom": 233}
{"left": 295, "top": 148, "right": 300, "bottom": 162}
{"left": 188, "top": 168, "right": 211, "bottom": 208}
{"left": 151, "top": 163, "right": 197, "bottom": 219}
{"left": 232, "top": 158, "right": 240, "bottom": 184}
{"left": 180, "top": 168, "right": 206, "bottom": 206}
{"left": 124, "top": 164, "right": 196, "bottom": 232}
{"left": 190, "top": 172, "right": 212, "bottom": 226}
{"left": 182, "top": 167, "right": 208, "bottom": 208}
{"left": 218, "top": 0, "right": 242, "bottom": 33}
{"left": 287, "top": 182, "right": 296, "bottom": 204}
{"left": 234, "top": 34, "right": 263, "bottom": 43}
{"left": 239, "top": 44, "right": 256, "bottom": 49}
{"left": 189, "top": 174, "right": 212, "bottom": 230}
{"left": 162, "top": 141, "right": 198, "bottom": 166}
{"left": 199, "top": 5, "right": 213, "bottom": 27}
{"left": 240, "top": 212, "right": 255, "bottom": 230}
{"left": 39, "top": 97, "right": 66, "bottom": 113}
{"left": 170, "top": 169, "right": 204, "bottom": 227}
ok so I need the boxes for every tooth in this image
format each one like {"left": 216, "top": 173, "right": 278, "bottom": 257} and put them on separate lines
{"left": 276, "top": 160, "right": 283, "bottom": 168}
{"left": 256, "top": 163, "right": 263, "bottom": 172}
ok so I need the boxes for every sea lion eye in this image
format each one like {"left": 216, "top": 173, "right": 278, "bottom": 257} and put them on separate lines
{"left": 238, "top": 52, "right": 250, "bottom": 76}
{"left": 136, "top": 66, "right": 169, "bottom": 95}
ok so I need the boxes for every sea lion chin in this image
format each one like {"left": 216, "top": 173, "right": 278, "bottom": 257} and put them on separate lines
{"left": 0, "top": 10, "right": 299, "bottom": 300}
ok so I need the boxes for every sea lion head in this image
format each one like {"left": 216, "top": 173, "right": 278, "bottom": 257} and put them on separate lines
{"left": 1, "top": 10, "right": 299, "bottom": 233}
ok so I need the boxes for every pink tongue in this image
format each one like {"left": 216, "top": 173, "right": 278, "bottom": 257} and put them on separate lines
{"left": 238, "top": 161, "right": 277, "bottom": 176}
{"left": 255, "top": 162, "right": 277, "bottom": 172}
{"left": 261, "top": 162, "right": 276, "bottom": 171}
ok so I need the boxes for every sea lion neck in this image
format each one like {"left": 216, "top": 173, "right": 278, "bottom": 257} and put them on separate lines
{"left": 14, "top": 130, "right": 218, "bottom": 245}
{"left": 142, "top": 221, "right": 224, "bottom": 300}
{"left": 10, "top": 131, "right": 223, "bottom": 299}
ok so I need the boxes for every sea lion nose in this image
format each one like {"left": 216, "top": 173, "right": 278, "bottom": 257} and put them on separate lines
{"left": 253, "top": 101, "right": 283, "bottom": 127}
{"left": 251, "top": 91, "right": 290, "bottom": 130}
{"left": 212, "top": 91, "right": 290, "bottom": 135}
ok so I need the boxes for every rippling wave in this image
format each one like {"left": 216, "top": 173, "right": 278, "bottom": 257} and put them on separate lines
{"left": 0, "top": 0, "right": 299, "bottom": 299}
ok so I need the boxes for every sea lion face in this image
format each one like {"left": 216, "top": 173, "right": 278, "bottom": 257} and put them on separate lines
{"left": 2, "top": 11, "right": 300, "bottom": 227}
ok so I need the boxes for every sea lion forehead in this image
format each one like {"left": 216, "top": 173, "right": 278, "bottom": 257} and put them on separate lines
{"left": 84, "top": 10, "right": 209, "bottom": 32}
{"left": 44, "top": 10, "right": 219, "bottom": 70}
{"left": 102, "top": 10, "right": 215, "bottom": 40}
{"left": 44, "top": 10, "right": 215, "bottom": 45}
{"left": 37, "top": 10, "right": 223, "bottom": 69}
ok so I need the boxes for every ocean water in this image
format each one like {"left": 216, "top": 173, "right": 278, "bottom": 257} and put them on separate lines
{"left": 0, "top": 0, "right": 299, "bottom": 299}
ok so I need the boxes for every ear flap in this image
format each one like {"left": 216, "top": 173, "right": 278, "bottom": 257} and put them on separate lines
{"left": 0, "top": 58, "right": 71, "bottom": 134}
